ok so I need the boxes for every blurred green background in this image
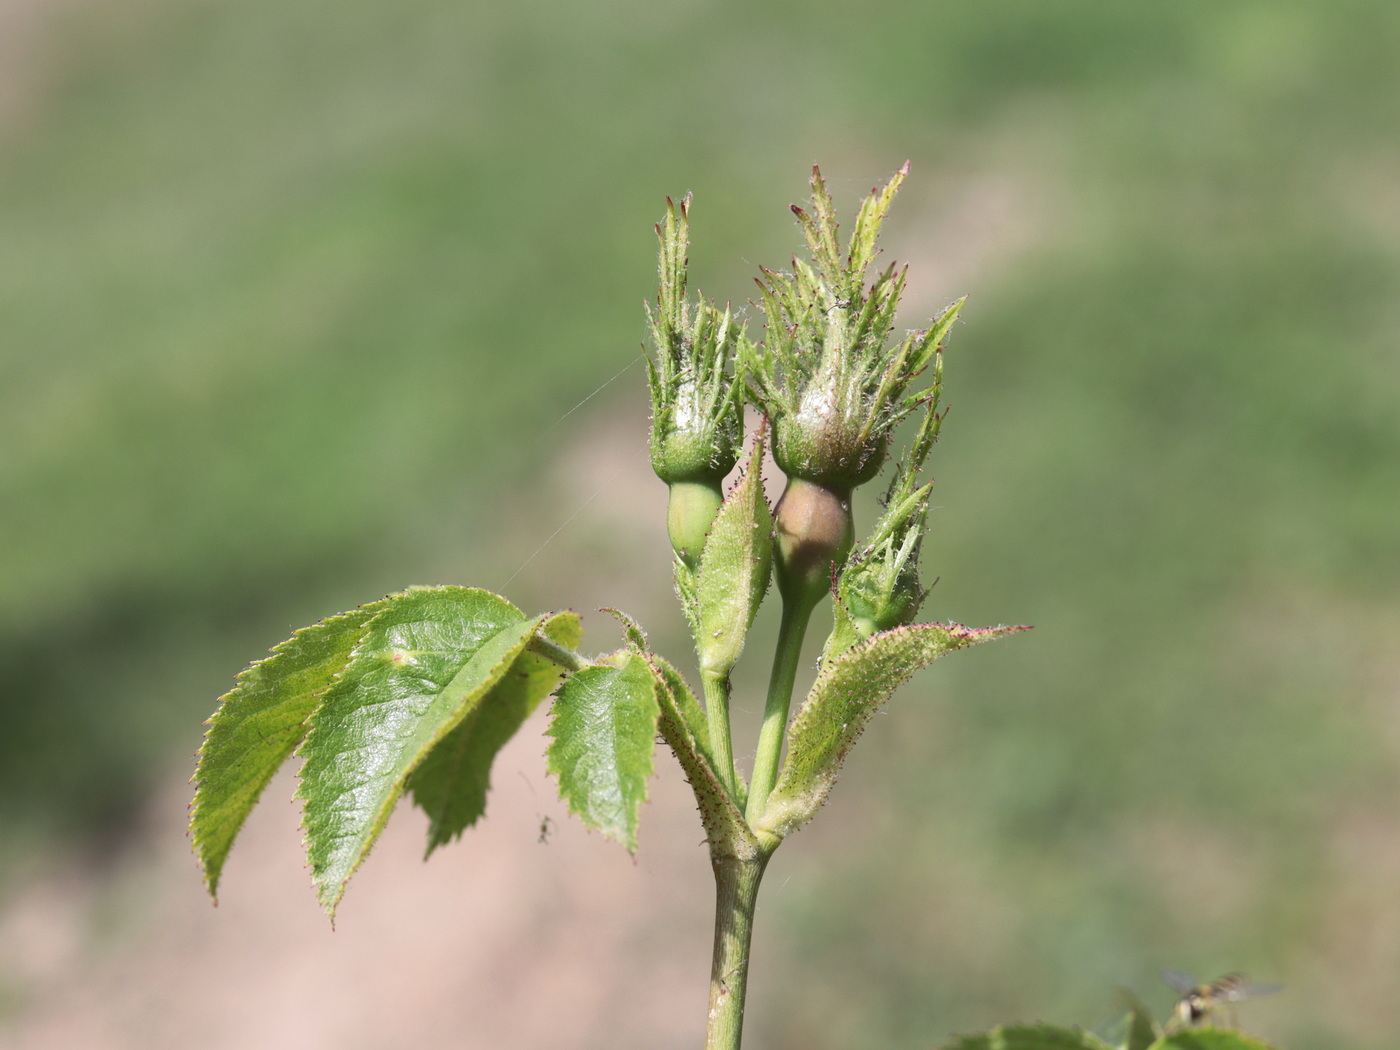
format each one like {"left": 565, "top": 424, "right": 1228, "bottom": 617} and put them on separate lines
{"left": 2, "top": 0, "right": 1398, "bottom": 1047}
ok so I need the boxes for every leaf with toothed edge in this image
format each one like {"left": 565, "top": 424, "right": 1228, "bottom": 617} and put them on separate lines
{"left": 604, "top": 607, "right": 713, "bottom": 767}
{"left": 190, "top": 598, "right": 392, "bottom": 900}
{"left": 547, "top": 650, "right": 660, "bottom": 853}
{"left": 755, "top": 621, "right": 1028, "bottom": 839}
{"left": 1153, "top": 1031, "right": 1283, "bottom": 1050}
{"left": 295, "top": 586, "right": 542, "bottom": 917}
{"left": 645, "top": 652, "right": 712, "bottom": 768}
{"left": 597, "top": 605, "right": 755, "bottom": 853}
{"left": 643, "top": 651, "right": 758, "bottom": 859}
{"left": 938, "top": 1024, "right": 1116, "bottom": 1050}
{"left": 409, "top": 610, "right": 583, "bottom": 856}
{"left": 602, "top": 607, "right": 649, "bottom": 653}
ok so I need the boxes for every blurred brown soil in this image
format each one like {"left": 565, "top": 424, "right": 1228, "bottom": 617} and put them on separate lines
{"left": 0, "top": 726, "right": 719, "bottom": 1050}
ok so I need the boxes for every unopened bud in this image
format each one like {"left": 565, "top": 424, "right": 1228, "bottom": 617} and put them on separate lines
{"left": 771, "top": 379, "right": 889, "bottom": 488}
{"left": 840, "top": 548, "right": 923, "bottom": 638}
{"left": 644, "top": 194, "right": 745, "bottom": 567}
{"left": 748, "top": 164, "right": 961, "bottom": 494}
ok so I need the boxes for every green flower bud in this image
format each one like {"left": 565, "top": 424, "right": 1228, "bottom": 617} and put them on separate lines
{"left": 644, "top": 194, "right": 746, "bottom": 567}
{"left": 748, "top": 163, "right": 962, "bottom": 492}
{"left": 838, "top": 519, "right": 926, "bottom": 637}
{"left": 825, "top": 398, "right": 943, "bottom": 660}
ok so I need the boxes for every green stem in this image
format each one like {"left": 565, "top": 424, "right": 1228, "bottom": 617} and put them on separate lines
{"left": 526, "top": 631, "right": 587, "bottom": 673}
{"left": 705, "top": 854, "right": 770, "bottom": 1050}
{"left": 702, "top": 670, "right": 740, "bottom": 799}
{"left": 745, "top": 593, "right": 817, "bottom": 824}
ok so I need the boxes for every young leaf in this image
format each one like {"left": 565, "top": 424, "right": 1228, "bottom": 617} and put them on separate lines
{"left": 409, "top": 610, "right": 583, "bottom": 856}
{"left": 644, "top": 653, "right": 760, "bottom": 859}
{"left": 1154, "top": 1031, "right": 1282, "bottom": 1050}
{"left": 295, "top": 586, "right": 538, "bottom": 916}
{"left": 602, "top": 606, "right": 651, "bottom": 654}
{"left": 1114, "top": 987, "right": 1164, "bottom": 1050}
{"left": 694, "top": 431, "right": 773, "bottom": 677}
{"left": 755, "top": 621, "right": 1027, "bottom": 839}
{"left": 646, "top": 651, "right": 711, "bottom": 764}
{"left": 547, "top": 651, "right": 660, "bottom": 852}
{"left": 941, "top": 1025, "right": 1116, "bottom": 1050}
{"left": 603, "top": 607, "right": 711, "bottom": 755}
{"left": 190, "top": 599, "right": 389, "bottom": 899}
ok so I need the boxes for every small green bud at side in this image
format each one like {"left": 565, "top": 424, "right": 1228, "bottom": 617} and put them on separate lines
{"left": 773, "top": 477, "right": 854, "bottom": 610}
{"left": 822, "top": 403, "right": 940, "bottom": 663}
{"left": 667, "top": 479, "right": 725, "bottom": 570}
{"left": 841, "top": 557, "right": 922, "bottom": 637}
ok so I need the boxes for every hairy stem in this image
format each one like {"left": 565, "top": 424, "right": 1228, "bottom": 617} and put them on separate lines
{"left": 745, "top": 593, "right": 817, "bottom": 823}
{"left": 706, "top": 854, "right": 770, "bottom": 1050}
{"left": 526, "top": 631, "right": 588, "bottom": 673}
{"left": 702, "top": 670, "right": 740, "bottom": 799}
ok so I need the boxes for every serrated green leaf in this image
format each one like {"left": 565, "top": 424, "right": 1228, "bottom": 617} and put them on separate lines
{"left": 603, "top": 609, "right": 720, "bottom": 800}
{"left": 646, "top": 651, "right": 710, "bottom": 764}
{"left": 409, "top": 610, "right": 583, "bottom": 856}
{"left": 756, "top": 621, "right": 1027, "bottom": 838}
{"left": 189, "top": 598, "right": 389, "bottom": 899}
{"left": 295, "top": 586, "right": 534, "bottom": 916}
{"left": 941, "top": 1024, "right": 1117, "bottom": 1050}
{"left": 695, "top": 432, "right": 772, "bottom": 676}
{"left": 643, "top": 652, "right": 760, "bottom": 859}
{"left": 546, "top": 651, "right": 660, "bottom": 852}
{"left": 1152, "top": 1029, "right": 1282, "bottom": 1050}
{"left": 604, "top": 604, "right": 711, "bottom": 767}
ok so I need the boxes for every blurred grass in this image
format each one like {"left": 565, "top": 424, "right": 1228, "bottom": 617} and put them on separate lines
{"left": 2, "top": 0, "right": 1399, "bottom": 1047}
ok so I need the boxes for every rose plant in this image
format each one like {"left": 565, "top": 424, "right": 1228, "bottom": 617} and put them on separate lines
{"left": 189, "top": 166, "right": 1279, "bottom": 1050}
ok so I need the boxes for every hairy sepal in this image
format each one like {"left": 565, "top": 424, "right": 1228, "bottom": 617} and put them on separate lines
{"left": 547, "top": 650, "right": 660, "bottom": 853}
{"left": 190, "top": 598, "right": 391, "bottom": 900}
{"left": 695, "top": 432, "right": 773, "bottom": 677}
{"left": 755, "top": 621, "right": 1027, "bottom": 839}
{"left": 295, "top": 586, "right": 543, "bottom": 917}
{"left": 409, "top": 610, "right": 583, "bottom": 856}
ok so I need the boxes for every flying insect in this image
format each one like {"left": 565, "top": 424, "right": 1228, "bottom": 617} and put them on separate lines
{"left": 1163, "top": 970, "right": 1283, "bottom": 1032}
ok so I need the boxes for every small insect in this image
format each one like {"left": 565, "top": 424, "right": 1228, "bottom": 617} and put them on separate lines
{"left": 537, "top": 815, "right": 554, "bottom": 844}
{"left": 1163, "top": 970, "right": 1283, "bottom": 1031}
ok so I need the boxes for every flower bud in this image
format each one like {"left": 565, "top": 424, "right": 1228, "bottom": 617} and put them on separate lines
{"left": 771, "top": 374, "right": 889, "bottom": 487}
{"left": 839, "top": 529, "right": 925, "bottom": 637}
{"left": 747, "top": 164, "right": 962, "bottom": 493}
{"left": 644, "top": 194, "right": 745, "bottom": 567}
{"left": 824, "top": 399, "right": 942, "bottom": 660}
